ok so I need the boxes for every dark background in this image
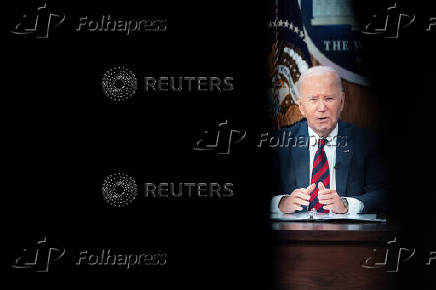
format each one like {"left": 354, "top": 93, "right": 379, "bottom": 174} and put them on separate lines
{"left": 361, "top": 1, "right": 436, "bottom": 286}
{"left": 4, "top": 0, "right": 271, "bottom": 288}
{"left": 3, "top": 0, "right": 435, "bottom": 288}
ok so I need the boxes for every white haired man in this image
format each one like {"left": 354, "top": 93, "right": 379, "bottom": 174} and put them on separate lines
{"left": 271, "top": 66, "right": 389, "bottom": 214}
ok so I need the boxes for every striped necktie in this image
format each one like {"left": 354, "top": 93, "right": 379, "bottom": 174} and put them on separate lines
{"left": 308, "top": 138, "right": 330, "bottom": 213}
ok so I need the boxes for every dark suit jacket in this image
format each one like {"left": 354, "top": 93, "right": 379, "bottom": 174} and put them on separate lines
{"left": 272, "top": 119, "right": 389, "bottom": 213}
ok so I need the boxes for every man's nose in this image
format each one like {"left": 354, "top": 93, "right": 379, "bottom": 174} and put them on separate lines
{"left": 316, "top": 100, "right": 327, "bottom": 111}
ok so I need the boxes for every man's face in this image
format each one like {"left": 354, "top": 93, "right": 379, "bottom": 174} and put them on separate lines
{"left": 297, "top": 72, "right": 344, "bottom": 137}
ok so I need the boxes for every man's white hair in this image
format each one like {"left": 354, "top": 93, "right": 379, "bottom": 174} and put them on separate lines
{"left": 295, "top": 66, "right": 343, "bottom": 98}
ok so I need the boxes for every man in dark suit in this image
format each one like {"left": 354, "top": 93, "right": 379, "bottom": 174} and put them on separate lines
{"left": 271, "top": 66, "right": 389, "bottom": 214}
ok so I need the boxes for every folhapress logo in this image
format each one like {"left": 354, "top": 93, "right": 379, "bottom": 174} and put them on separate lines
{"left": 76, "top": 15, "right": 167, "bottom": 35}
{"left": 11, "top": 3, "right": 167, "bottom": 39}
{"left": 102, "top": 172, "right": 138, "bottom": 207}
{"left": 102, "top": 67, "right": 138, "bottom": 102}
{"left": 11, "top": 3, "right": 65, "bottom": 39}
{"left": 11, "top": 237, "right": 65, "bottom": 272}
{"left": 11, "top": 237, "right": 167, "bottom": 271}
{"left": 76, "top": 249, "right": 167, "bottom": 269}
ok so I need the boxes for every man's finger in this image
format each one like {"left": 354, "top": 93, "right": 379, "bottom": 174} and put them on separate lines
{"left": 318, "top": 188, "right": 331, "bottom": 196}
{"left": 318, "top": 190, "right": 334, "bottom": 197}
{"left": 289, "top": 190, "right": 306, "bottom": 201}
{"left": 293, "top": 188, "right": 309, "bottom": 195}
{"left": 319, "top": 195, "right": 334, "bottom": 203}
{"left": 318, "top": 194, "right": 335, "bottom": 200}
{"left": 318, "top": 182, "right": 325, "bottom": 191}
{"left": 318, "top": 199, "right": 332, "bottom": 205}
{"left": 291, "top": 204, "right": 303, "bottom": 211}
{"left": 319, "top": 191, "right": 336, "bottom": 199}
{"left": 319, "top": 199, "right": 335, "bottom": 206}
{"left": 290, "top": 188, "right": 303, "bottom": 195}
{"left": 293, "top": 198, "right": 310, "bottom": 207}
{"left": 306, "top": 183, "right": 316, "bottom": 194}
{"left": 294, "top": 191, "right": 310, "bottom": 201}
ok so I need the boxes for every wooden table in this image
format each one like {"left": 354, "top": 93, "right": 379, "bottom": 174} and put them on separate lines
{"left": 272, "top": 220, "right": 400, "bottom": 289}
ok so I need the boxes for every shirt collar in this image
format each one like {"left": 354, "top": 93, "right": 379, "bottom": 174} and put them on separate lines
{"left": 308, "top": 122, "right": 338, "bottom": 146}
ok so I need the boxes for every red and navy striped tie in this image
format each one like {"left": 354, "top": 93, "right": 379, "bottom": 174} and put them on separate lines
{"left": 308, "top": 138, "right": 330, "bottom": 213}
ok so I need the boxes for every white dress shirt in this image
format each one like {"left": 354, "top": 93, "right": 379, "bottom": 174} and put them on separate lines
{"left": 271, "top": 123, "right": 364, "bottom": 214}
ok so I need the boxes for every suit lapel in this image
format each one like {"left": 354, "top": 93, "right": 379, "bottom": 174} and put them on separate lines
{"left": 292, "top": 120, "right": 310, "bottom": 188}
{"left": 335, "top": 120, "right": 353, "bottom": 196}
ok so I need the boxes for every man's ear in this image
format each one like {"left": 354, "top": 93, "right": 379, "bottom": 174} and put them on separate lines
{"left": 339, "top": 91, "right": 345, "bottom": 113}
{"left": 297, "top": 97, "right": 306, "bottom": 117}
